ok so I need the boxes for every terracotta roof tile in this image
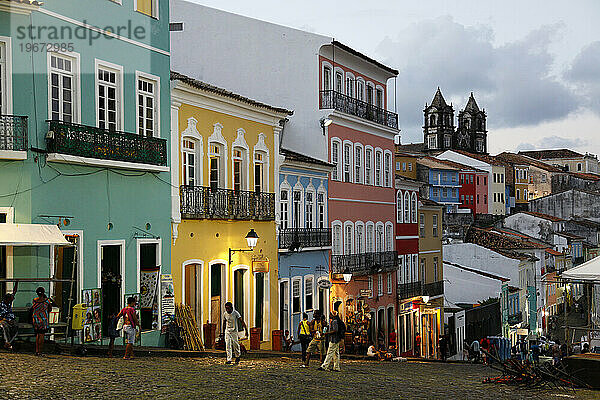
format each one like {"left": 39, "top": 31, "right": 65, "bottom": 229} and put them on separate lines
{"left": 495, "top": 152, "right": 565, "bottom": 173}
{"left": 521, "top": 211, "right": 564, "bottom": 222}
{"left": 281, "top": 148, "right": 333, "bottom": 168}
{"left": 518, "top": 149, "right": 585, "bottom": 160}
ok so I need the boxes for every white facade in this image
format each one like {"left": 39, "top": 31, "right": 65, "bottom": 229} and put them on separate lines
{"left": 503, "top": 213, "right": 568, "bottom": 252}
{"left": 437, "top": 150, "right": 506, "bottom": 215}
{"left": 170, "top": 0, "right": 331, "bottom": 162}
{"left": 444, "top": 243, "right": 520, "bottom": 288}
{"left": 443, "top": 261, "right": 505, "bottom": 305}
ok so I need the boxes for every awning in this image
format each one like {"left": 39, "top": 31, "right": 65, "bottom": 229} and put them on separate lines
{"left": 561, "top": 255, "right": 600, "bottom": 282}
{"left": 0, "top": 224, "right": 71, "bottom": 246}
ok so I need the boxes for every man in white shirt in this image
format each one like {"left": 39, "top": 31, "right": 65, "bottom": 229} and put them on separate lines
{"left": 223, "top": 302, "right": 248, "bottom": 364}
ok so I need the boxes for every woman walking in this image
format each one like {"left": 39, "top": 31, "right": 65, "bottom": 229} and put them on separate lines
{"left": 297, "top": 313, "right": 311, "bottom": 365}
{"left": 116, "top": 297, "right": 139, "bottom": 360}
{"left": 31, "top": 287, "right": 53, "bottom": 356}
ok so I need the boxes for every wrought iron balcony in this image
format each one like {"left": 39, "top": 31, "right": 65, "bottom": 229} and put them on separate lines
{"left": 0, "top": 115, "right": 28, "bottom": 151}
{"left": 180, "top": 185, "right": 275, "bottom": 221}
{"left": 398, "top": 281, "right": 423, "bottom": 300}
{"left": 46, "top": 120, "right": 167, "bottom": 166}
{"left": 331, "top": 251, "right": 398, "bottom": 276}
{"left": 508, "top": 312, "right": 522, "bottom": 325}
{"left": 423, "top": 280, "right": 444, "bottom": 297}
{"left": 319, "top": 90, "right": 398, "bottom": 129}
{"left": 398, "top": 280, "right": 444, "bottom": 301}
{"left": 278, "top": 228, "right": 332, "bottom": 250}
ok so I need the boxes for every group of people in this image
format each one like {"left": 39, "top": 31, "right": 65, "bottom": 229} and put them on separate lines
{"left": 468, "top": 336, "right": 492, "bottom": 364}
{"left": 294, "top": 301, "right": 345, "bottom": 371}
{"left": 0, "top": 284, "right": 140, "bottom": 360}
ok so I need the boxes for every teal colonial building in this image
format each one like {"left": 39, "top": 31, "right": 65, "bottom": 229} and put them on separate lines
{"left": 0, "top": 0, "right": 171, "bottom": 345}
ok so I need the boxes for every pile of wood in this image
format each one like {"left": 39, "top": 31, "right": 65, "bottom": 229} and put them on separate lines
{"left": 481, "top": 349, "right": 590, "bottom": 390}
{"left": 175, "top": 303, "right": 204, "bottom": 351}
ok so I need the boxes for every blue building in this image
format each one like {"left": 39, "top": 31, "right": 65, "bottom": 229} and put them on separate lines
{"left": 416, "top": 157, "right": 461, "bottom": 213}
{"left": 277, "top": 149, "right": 332, "bottom": 348}
{"left": 0, "top": 0, "right": 171, "bottom": 346}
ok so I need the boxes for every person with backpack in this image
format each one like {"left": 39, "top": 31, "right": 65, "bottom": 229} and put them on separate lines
{"left": 318, "top": 301, "right": 345, "bottom": 372}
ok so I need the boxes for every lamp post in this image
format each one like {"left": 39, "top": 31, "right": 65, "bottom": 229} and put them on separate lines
{"left": 319, "top": 117, "right": 332, "bottom": 135}
{"left": 229, "top": 229, "right": 259, "bottom": 265}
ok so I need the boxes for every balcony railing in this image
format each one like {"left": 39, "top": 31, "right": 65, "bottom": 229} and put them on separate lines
{"left": 180, "top": 185, "right": 275, "bottom": 221}
{"left": 398, "top": 281, "right": 423, "bottom": 300}
{"left": 0, "top": 115, "right": 28, "bottom": 151}
{"left": 423, "top": 281, "right": 444, "bottom": 297}
{"left": 398, "top": 280, "right": 444, "bottom": 301}
{"left": 331, "top": 251, "right": 398, "bottom": 276}
{"left": 278, "top": 228, "right": 332, "bottom": 249}
{"left": 508, "top": 312, "right": 522, "bottom": 325}
{"left": 319, "top": 90, "right": 398, "bottom": 129}
{"left": 46, "top": 120, "right": 167, "bottom": 166}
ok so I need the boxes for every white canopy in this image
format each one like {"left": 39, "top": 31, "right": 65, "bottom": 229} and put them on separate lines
{"left": 561, "top": 256, "right": 600, "bottom": 282}
{"left": 0, "top": 224, "right": 71, "bottom": 246}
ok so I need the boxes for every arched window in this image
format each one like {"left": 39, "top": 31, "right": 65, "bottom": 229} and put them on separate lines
{"left": 332, "top": 221, "right": 343, "bottom": 255}
{"left": 323, "top": 65, "right": 332, "bottom": 91}
{"left": 366, "top": 222, "right": 374, "bottom": 252}
{"left": 365, "top": 147, "right": 373, "bottom": 185}
{"left": 430, "top": 114, "right": 436, "bottom": 126}
{"left": 375, "top": 149, "right": 382, "bottom": 186}
{"left": 396, "top": 191, "right": 403, "bottom": 223}
{"left": 404, "top": 192, "right": 410, "bottom": 223}
{"left": 354, "top": 144, "right": 363, "bottom": 184}
{"left": 385, "top": 223, "right": 393, "bottom": 252}
{"left": 182, "top": 138, "right": 198, "bottom": 186}
{"left": 344, "top": 221, "right": 354, "bottom": 255}
{"left": 375, "top": 223, "right": 384, "bottom": 252}
{"left": 411, "top": 192, "right": 417, "bottom": 223}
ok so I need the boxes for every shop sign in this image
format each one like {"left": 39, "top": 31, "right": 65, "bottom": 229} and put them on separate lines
{"left": 317, "top": 278, "right": 332, "bottom": 289}
{"left": 252, "top": 259, "right": 269, "bottom": 273}
{"left": 359, "top": 289, "right": 372, "bottom": 298}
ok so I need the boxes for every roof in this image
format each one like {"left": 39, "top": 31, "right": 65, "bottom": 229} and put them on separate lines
{"left": 465, "top": 226, "right": 547, "bottom": 251}
{"left": 417, "top": 156, "right": 459, "bottom": 171}
{"left": 171, "top": 71, "right": 293, "bottom": 116}
{"left": 518, "top": 149, "right": 585, "bottom": 160}
{"left": 520, "top": 211, "right": 564, "bottom": 222}
{"left": 546, "top": 249, "right": 563, "bottom": 256}
{"left": 281, "top": 148, "right": 333, "bottom": 168}
{"left": 5, "top": 0, "right": 42, "bottom": 5}
{"left": 444, "top": 261, "right": 510, "bottom": 282}
{"left": 464, "top": 93, "right": 480, "bottom": 112}
{"left": 495, "top": 152, "right": 565, "bottom": 173}
{"left": 332, "top": 40, "right": 398, "bottom": 76}
{"left": 396, "top": 143, "right": 426, "bottom": 154}
{"left": 431, "top": 157, "right": 486, "bottom": 173}
{"left": 568, "top": 218, "right": 600, "bottom": 229}
{"left": 426, "top": 87, "right": 453, "bottom": 111}
{"left": 419, "top": 198, "right": 443, "bottom": 208}
{"left": 450, "top": 150, "right": 504, "bottom": 166}
{"left": 555, "top": 231, "right": 584, "bottom": 240}
{"left": 569, "top": 172, "right": 600, "bottom": 181}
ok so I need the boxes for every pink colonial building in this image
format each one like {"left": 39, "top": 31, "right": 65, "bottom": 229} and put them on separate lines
{"left": 321, "top": 42, "right": 400, "bottom": 349}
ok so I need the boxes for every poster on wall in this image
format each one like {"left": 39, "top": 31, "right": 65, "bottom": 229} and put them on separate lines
{"left": 160, "top": 274, "right": 175, "bottom": 331}
{"left": 123, "top": 293, "right": 142, "bottom": 345}
{"left": 82, "top": 288, "right": 102, "bottom": 343}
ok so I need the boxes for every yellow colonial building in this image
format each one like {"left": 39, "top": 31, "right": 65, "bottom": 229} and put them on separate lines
{"left": 170, "top": 72, "right": 292, "bottom": 349}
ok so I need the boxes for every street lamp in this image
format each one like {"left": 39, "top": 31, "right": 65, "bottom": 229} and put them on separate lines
{"left": 421, "top": 296, "right": 430, "bottom": 304}
{"left": 342, "top": 272, "right": 353, "bottom": 283}
{"left": 320, "top": 117, "right": 333, "bottom": 135}
{"left": 229, "top": 229, "right": 259, "bottom": 265}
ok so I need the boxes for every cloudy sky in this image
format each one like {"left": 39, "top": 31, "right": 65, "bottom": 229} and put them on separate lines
{"left": 189, "top": 0, "right": 600, "bottom": 156}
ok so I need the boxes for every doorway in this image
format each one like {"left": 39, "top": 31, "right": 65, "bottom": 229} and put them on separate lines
{"left": 255, "top": 272, "right": 265, "bottom": 340}
{"left": 210, "top": 263, "right": 224, "bottom": 335}
{"left": 139, "top": 243, "right": 159, "bottom": 331}
{"left": 233, "top": 268, "right": 245, "bottom": 329}
{"left": 318, "top": 287, "right": 326, "bottom": 315}
{"left": 387, "top": 307, "right": 394, "bottom": 347}
{"left": 0, "top": 245, "right": 5, "bottom": 296}
{"left": 377, "top": 308, "right": 385, "bottom": 347}
{"left": 279, "top": 281, "right": 289, "bottom": 332}
{"left": 101, "top": 244, "right": 122, "bottom": 336}
{"left": 54, "top": 235, "right": 79, "bottom": 328}
{"left": 185, "top": 263, "right": 202, "bottom": 326}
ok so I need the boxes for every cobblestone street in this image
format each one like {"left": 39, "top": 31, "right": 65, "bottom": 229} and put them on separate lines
{"left": 0, "top": 352, "right": 598, "bottom": 399}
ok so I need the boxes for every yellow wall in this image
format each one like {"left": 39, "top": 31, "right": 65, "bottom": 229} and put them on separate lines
{"left": 395, "top": 154, "right": 418, "bottom": 180}
{"left": 419, "top": 206, "right": 443, "bottom": 284}
{"left": 172, "top": 101, "right": 278, "bottom": 349}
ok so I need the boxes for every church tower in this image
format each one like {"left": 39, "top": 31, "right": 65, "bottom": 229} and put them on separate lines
{"left": 455, "top": 92, "right": 487, "bottom": 154}
{"left": 423, "top": 88, "right": 454, "bottom": 152}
